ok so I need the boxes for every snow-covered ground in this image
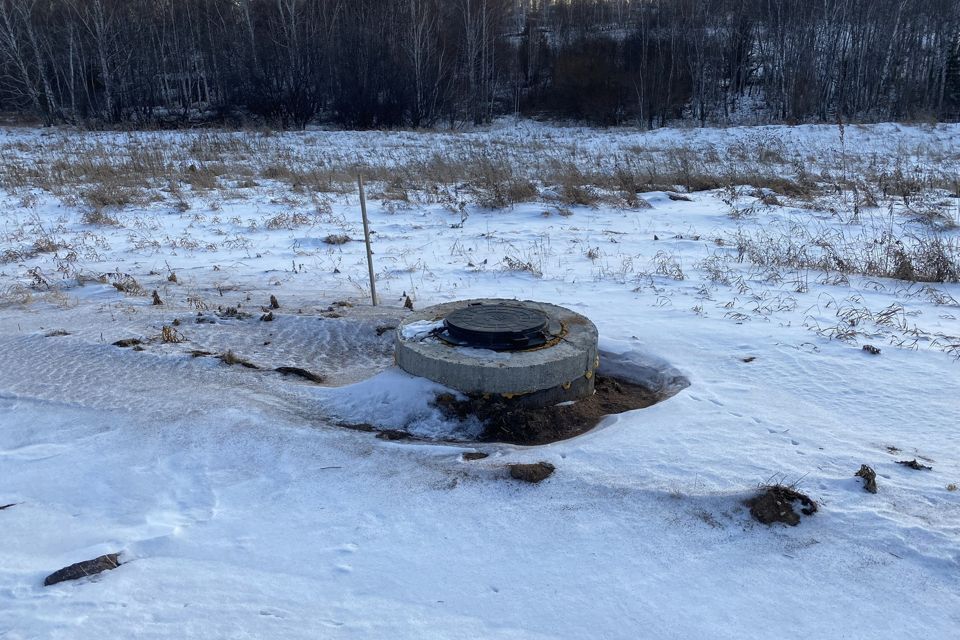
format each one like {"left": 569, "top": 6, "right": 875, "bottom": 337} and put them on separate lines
{"left": 1, "top": 121, "right": 958, "bottom": 638}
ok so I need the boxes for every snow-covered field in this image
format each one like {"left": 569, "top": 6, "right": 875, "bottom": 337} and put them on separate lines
{"left": 1, "top": 121, "right": 958, "bottom": 638}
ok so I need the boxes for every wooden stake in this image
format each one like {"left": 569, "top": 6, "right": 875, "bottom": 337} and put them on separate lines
{"left": 358, "top": 175, "right": 377, "bottom": 306}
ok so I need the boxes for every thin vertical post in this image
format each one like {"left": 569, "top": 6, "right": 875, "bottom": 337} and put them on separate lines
{"left": 358, "top": 175, "right": 377, "bottom": 306}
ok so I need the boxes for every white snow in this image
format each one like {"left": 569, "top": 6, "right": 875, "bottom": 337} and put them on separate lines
{"left": 399, "top": 319, "right": 444, "bottom": 340}
{"left": 0, "top": 121, "right": 958, "bottom": 639}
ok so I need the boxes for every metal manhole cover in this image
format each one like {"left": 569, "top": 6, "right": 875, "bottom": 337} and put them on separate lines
{"left": 441, "top": 303, "right": 551, "bottom": 350}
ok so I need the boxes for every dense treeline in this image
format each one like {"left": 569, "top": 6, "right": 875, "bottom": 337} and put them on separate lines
{"left": 0, "top": 0, "right": 958, "bottom": 128}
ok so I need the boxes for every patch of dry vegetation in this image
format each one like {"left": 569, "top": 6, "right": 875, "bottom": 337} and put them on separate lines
{"left": 731, "top": 222, "right": 959, "bottom": 283}
{"left": 1, "top": 128, "right": 957, "bottom": 219}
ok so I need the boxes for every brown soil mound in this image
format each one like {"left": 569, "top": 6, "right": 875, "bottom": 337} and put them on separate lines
{"left": 433, "top": 375, "right": 659, "bottom": 445}
{"left": 509, "top": 462, "right": 555, "bottom": 483}
{"left": 746, "top": 485, "right": 818, "bottom": 526}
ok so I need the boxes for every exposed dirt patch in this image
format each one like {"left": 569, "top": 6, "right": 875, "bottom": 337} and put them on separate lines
{"left": 376, "top": 429, "right": 411, "bottom": 441}
{"left": 44, "top": 553, "right": 121, "bottom": 586}
{"left": 274, "top": 366, "right": 325, "bottom": 384}
{"left": 509, "top": 462, "right": 555, "bottom": 483}
{"left": 112, "top": 338, "right": 142, "bottom": 348}
{"left": 746, "top": 485, "right": 818, "bottom": 526}
{"left": 897, "top": 459, "right": 932, "bottom": 471}
{"left": 462, "top": 452, "right": 489, "bottom": 461}
{"left": 433, "top": 375, "right": 659, "bottom": 445}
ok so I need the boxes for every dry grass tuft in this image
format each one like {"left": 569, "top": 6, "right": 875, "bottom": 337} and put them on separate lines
{"left": 81, "top": 209, "right": 120, "bottom": 226}
{"left": 108, "top": 274, "right": 146, "bottom": 296}
{"left": 265, "top": 211, "right": 311, "bottom": 230}
{"left": 159, "top": 325, "right": 185, "bottom": 343}
{"left": 219, "top": 350, "right": 259, "bottom": 368}
{"left": 80, "top": 183, "right": 145, "bottom": 212}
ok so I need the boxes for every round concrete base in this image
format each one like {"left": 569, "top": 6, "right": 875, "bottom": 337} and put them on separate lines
{"left": 395, "top": 299, "right": 599, "bottom": 408}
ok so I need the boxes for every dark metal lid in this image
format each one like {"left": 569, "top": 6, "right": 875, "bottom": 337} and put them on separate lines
{"left": 441, "top": 303, "right": 552, "bottom": 351}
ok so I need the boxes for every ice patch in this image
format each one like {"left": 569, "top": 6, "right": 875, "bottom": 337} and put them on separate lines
{"left": 598, "top": 337, "right": 691, "bottom": 396}
{"left": 312, "top": 368, "right": 482, "bottom": 440}
{"left": 400, "top": 320, "right": 444, "bottom": 340}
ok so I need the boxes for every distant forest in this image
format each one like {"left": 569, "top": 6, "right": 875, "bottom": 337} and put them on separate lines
{"left": 0, "top": 0, "right": 958, "bottom": 128}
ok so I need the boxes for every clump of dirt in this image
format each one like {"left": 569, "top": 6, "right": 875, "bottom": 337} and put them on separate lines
{"left": 44, "top": 553, "right": 121, "bottom": 586}
{"left": 275, "top": 366, "right": 325, "bottom": 384}
{"left": 462, "top": 452, "right": 489, "bottom": 461}
{"left": 433, "top": 375, "right": 659, "bottom": 445}
{"left": 112, "top": 338, "right": 142, "bottom": 348}
{"left": 509, "top": 462, "right": 555, "bottom": 483}
{"left": 376, "top": 429, "right": 411, "bottom": 441}
{"left": 746, "top": 485, "right": 818, "bottom": 526}
{"left": 855, "top": 464, "right": 878, "bottom": 493}
{"left": 897, "top": 459, "right": 932, "bottom": 471}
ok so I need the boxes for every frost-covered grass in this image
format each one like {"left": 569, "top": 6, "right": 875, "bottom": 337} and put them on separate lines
{"left": 1, "top": 121, "right": 958, "bottom": 638}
